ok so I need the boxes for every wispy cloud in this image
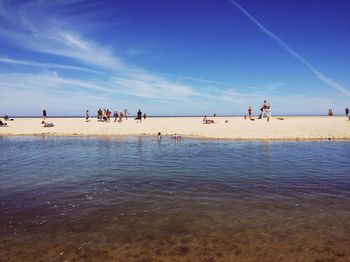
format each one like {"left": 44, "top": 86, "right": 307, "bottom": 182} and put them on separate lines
{"left": 2, "top": 0, "right": 272, "bottom": 112}
{"left": 0, "top": 57, "right": 103, "bottom": 74}
{"left": 0, "top": 1, "right": 123, "bottom": 70}
{"left": 1, "top": 0, "right": 346, "bottom": 116}
{"left": 0, "top": 0, "right": 210, "bottom": 107}
{"left": 229, "top": 0, "right": 350, "bottom": 97}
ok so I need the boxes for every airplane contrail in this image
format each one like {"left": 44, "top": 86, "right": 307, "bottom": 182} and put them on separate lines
{"left": 229, "top": 0, "right": 350, "bottom": 97}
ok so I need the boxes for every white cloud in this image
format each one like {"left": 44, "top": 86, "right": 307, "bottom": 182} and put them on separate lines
{"left": 1, "top": 0, "right": 347, "bottom": 115}
{"left": 0, "top": 0, "right": 208, "bottom": 108}
{"left": 0, "top": 56, "right": 103, "bottom": 74}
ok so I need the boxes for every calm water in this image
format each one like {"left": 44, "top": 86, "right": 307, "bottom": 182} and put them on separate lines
{"left": 0, "top": 137, "right": 349, "bottom": 262}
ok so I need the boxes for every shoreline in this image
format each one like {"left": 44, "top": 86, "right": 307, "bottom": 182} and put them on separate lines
{"left": 1, "top": 133, "right": 350, "bottom": 141}
{"left": 1, "top": 116, "right": 349, "bottom": 140}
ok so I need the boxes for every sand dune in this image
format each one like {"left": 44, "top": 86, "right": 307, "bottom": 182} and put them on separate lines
{"left": 1, "top": 116, "right": 349, "bottom": 140}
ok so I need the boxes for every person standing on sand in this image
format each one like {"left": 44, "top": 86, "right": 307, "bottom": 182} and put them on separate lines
{"left": 113, "top": 111, "right": 118, "bottom": 122}
{"left": 345, "top": 107, "right": 349, "bottom": 117}
{"left": 143, "top": 113, "right": 147, "bottom": 120}
{"left": 137, "top": 109, "right": 142, "bottom": 123}
{"left": 106, "top": 110, "right": 111, "bottom": 122}
{"left": 119, "top": 111, "right": 124, "bottom": 122}
{"left": 43, "top": 109, "right": 47, "bottom": 120}
{"left": 248, "top": 107, "right": 252, "bottom": 119}
{"left": 260, "top": 100, "right": 271, "bottom": 122}
{"left": 86, "top": 110, "right": 90, "bottom": 121}
{"left": 124, "top": 109, "right": 128, "bottom": 120}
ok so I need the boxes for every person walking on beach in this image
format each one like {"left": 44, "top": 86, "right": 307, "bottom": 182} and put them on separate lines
{"left": 345, "top": 107, "right": 349, "bottom": 117}
{"left": 137, "top": 109, "right": 142, "bottom": 123}
{"left": 260, "top": 100, "right": 271, "bottom": 122}
{"left": 143, "top": 113, "right": 147, "bottom": 120}
{"left": 43, "top": 109, "right": 47, "bottom": 120}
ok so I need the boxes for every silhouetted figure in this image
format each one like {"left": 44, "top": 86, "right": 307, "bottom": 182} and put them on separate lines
{"left": 137, "top": 109, "right": 142, "bottom": 123}
{"left": 248, "top": 106, "right": 252, "bottom": 119}
{"left": 124, "top": 109, "right": 129, "bottom": 120}
{"left": 86, "top": 110, "right": 90, "bottom": 121}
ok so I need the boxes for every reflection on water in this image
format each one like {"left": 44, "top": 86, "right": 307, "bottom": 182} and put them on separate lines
{"left": 0, "top": 137, "right": 350, "bottom": 261}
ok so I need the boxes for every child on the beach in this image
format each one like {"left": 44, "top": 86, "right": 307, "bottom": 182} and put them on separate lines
{"left": 248, "top": 107, "right": 252, "bottom": 119}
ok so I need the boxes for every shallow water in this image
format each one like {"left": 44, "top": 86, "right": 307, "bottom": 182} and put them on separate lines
{"left": 0, "top": 137, "right": 349, "bottom": 261}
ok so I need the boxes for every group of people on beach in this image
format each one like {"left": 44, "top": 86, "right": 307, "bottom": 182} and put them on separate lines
{"left": 3, "top": 102, "right": 350, "bottom": 132}
{"left": 202, "top": 100, "right": 272, "bottom": 124}
{"left": 42, "top": 109, "right": 54, "bottom": 127}
{"left": 244, "top": 100, "right": 271, "bottom": 122}
{"left": 94, "top": 108, "right": 129, "bottom": 123}
{"left": 243, "top": 100, "right": 271, "bottom": 122}
{"left": 87, "top": 108, "right": 147, "bottom": 123}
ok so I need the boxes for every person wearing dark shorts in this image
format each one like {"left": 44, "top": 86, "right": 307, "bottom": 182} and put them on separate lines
{"left": 43, "top": 109, "right": 47, "bottom": 120}
{"left": 86, "top": 110, "right": 90, "bottom": 121}
{"left": 137, "top": 109, "right": 142, "bottom": 123}
{"left": 248, "top": 106, "right": 252, "bottom": 119}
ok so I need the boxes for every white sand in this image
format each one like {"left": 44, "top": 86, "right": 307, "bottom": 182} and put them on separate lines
{"left": 0, "top": 116, "right": 349, "bottom": 140}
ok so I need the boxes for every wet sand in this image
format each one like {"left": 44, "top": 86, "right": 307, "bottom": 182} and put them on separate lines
{"left": 0, "top": 116, "right": 349, "bottom": 140}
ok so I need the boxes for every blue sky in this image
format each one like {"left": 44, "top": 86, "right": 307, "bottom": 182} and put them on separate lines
{"left": 0, "top": 0, "right": 349, "bottom": 116}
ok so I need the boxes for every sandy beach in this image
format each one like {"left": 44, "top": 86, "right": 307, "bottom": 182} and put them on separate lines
{"left": 1, "top": 116, "right": 349, "bottom": 140}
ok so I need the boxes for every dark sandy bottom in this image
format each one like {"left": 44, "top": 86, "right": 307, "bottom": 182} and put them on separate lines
{"left": 1, "top": 194, "right": 349, "bottom": 262}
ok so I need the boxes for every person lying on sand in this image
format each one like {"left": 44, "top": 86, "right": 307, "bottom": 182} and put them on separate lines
{"left": 0, "top": 120, "right": 8, "bottom": 127}
{"left": 41, "top": 121, "right": 54, "bottom": 127}
{"left": 203, "top": 115, "right": 215, "bottom": 124}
